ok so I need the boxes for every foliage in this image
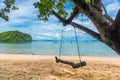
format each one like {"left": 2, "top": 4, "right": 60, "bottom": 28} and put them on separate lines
{"left": 0, "top": 0, "right": 18, "bottom": 21}
{"left": 85, "top": 0, "right": 94, "bottom": 4}
{"left": 0, "top": 30, "right": 32, "bottom": 43}
{"left": 33, "top": 0, "right": 73, "bottom": 22}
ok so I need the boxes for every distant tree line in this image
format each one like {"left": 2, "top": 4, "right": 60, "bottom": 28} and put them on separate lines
{"left": 0, "top": 30, "right": 32, "bottom": 43}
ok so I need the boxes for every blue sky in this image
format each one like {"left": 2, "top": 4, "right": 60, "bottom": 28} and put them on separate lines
{"left": 0, "top": 0, "right": 120, "bottom": 41}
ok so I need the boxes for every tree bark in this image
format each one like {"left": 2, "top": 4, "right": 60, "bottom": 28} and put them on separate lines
{"left": 72, "top": 0, "right": 120, "bottom": 55}
{"left": 70, "top": 22, "right": 102, "bottom": 41}
{"left": 53, "top": 0, "right": 120, "bottom": 55}
{"left": 55, "top": 56, "right": 86, "bottom": 69}
{"left": 52, "top": 10, "right": 102, "bottom": 41}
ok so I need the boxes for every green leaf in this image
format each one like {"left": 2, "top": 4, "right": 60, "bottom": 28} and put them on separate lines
{"left": 12, "top": 6, "right": 19, "bottom": 10}
{"left": 33, "top": 0, "right": 73, "bottom": 22}
{"left": 0, "top": 0, "right": 17, "bottom": 21}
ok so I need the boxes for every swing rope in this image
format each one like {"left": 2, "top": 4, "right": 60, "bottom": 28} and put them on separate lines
{"left": 59, "top": 26, "right": 64, "bottom": 59}
{"left": 74, "top": 27, "right": 82, "bottom": 63}
{"left": 55, "top": 9, "right": 86, "bottom": 68}
{"left": 81, "top": 13, "right": 84, "bottom": 24}
{"left": 58, "top": 26, "right": 82, "bottom": 63}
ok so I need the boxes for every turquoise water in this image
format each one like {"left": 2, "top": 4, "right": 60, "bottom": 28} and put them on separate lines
{"left": 0, "top": 41, "right": 118, "bottom": 56}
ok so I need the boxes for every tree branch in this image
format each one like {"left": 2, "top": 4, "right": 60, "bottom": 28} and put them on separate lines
{"left": 52, "top": 10, "right": 67, "bottom": 26}
{"left": 113, "top": 9, "right": 120, "bottom": 28}
{"left": 52, "top": 9, "right": 102, "bottom": 42}
{"left": 101, "top": 3, "right": 107, "bottom": 15}
{"left": 101, "top": 3, "right": 114, "bottom": 23}
{"left": 55, "top": 56, "right": 86, "bottom": 69}
{"left": 52, "top": 7, "right": 79, "bottom": 26}
{"left": 73, "top": 0, "right": 90, "bottom": 11}
{"left": 70, "top": 22, "right": 102, "bottom": 41}
{"left": 66, "top": 7, "right": 79, "bottom": 24}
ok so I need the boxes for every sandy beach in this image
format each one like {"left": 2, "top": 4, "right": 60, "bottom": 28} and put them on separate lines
{"left": 0, "top": 54, "right": 120, "bottom": 80}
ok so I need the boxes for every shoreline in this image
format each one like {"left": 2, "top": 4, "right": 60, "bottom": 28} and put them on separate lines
{"left": 0, "top": 53, "right": 119, "bottom": 59}
{"left": 0, "top": 54, "right": 119, "bottom": 65}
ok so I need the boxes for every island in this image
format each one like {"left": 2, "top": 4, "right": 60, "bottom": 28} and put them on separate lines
{"left": 0, "top": 30, "right": 32, "bottom": 43}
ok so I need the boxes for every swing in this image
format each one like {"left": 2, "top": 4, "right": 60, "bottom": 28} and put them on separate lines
{"left": 55, "top": 25, "right": 86, "bottom": 69}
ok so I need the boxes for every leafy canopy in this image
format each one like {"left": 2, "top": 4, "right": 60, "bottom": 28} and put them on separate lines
{"left": 1, "top": 0, "right": 74, "bottom": 21}
{"left": 34, "top": 0, "right": 73, "bottom": 21}
{"left": 0, "top": 0, "right": 18, "bottom": 21}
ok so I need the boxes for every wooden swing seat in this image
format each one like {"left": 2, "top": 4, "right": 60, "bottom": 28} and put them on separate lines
{"left": 55, "top": 56, "right": 86, "bottom": 69}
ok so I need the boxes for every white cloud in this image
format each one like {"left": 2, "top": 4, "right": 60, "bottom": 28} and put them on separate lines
{"left": 0, "top": 0, "right": 120, "bottom": 41}
{"left": 106, "top": 2, "right": 120, "bottom": 12}
{"left": 106, "top": 1, "right": 120, "bottom": 18}
{"left": 0, "top": 0, "right": 38, "bottom": 28}
{"left": 28, "top": 23, "right": 62, "bottom": 40}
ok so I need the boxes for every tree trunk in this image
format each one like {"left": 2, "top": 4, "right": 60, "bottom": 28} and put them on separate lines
{"left": 53, "top": 0, "right": 120, "bottom": 55}
{"left": 73, "top": 0, "right": 120, "bottom": 55}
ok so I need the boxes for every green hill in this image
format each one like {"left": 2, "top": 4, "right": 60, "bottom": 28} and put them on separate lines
{"left": 0, "top": 30, "right": 32, "bottom": 43}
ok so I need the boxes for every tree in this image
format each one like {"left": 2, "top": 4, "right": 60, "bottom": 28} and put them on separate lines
{"left": 33, "top": 0, "right": 120, "bottom": 55}
{"left": 0, "top": 0, "right": 18, "bottom": 21}
{"left": 1, "top": 0, "right": 120, "bottom": 55}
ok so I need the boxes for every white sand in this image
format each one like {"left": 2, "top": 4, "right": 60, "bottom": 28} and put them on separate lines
{"left": 0, "top": 54, "right": 120, "bottom": 80}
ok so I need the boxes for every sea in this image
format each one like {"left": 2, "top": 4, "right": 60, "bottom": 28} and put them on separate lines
{"left": 0, "top": 40, "right": 118, "bottom": 56}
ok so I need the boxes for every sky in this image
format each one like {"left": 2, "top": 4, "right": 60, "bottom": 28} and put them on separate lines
{"left": 0, "top": 0, "right": 120, "bottom": 41}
